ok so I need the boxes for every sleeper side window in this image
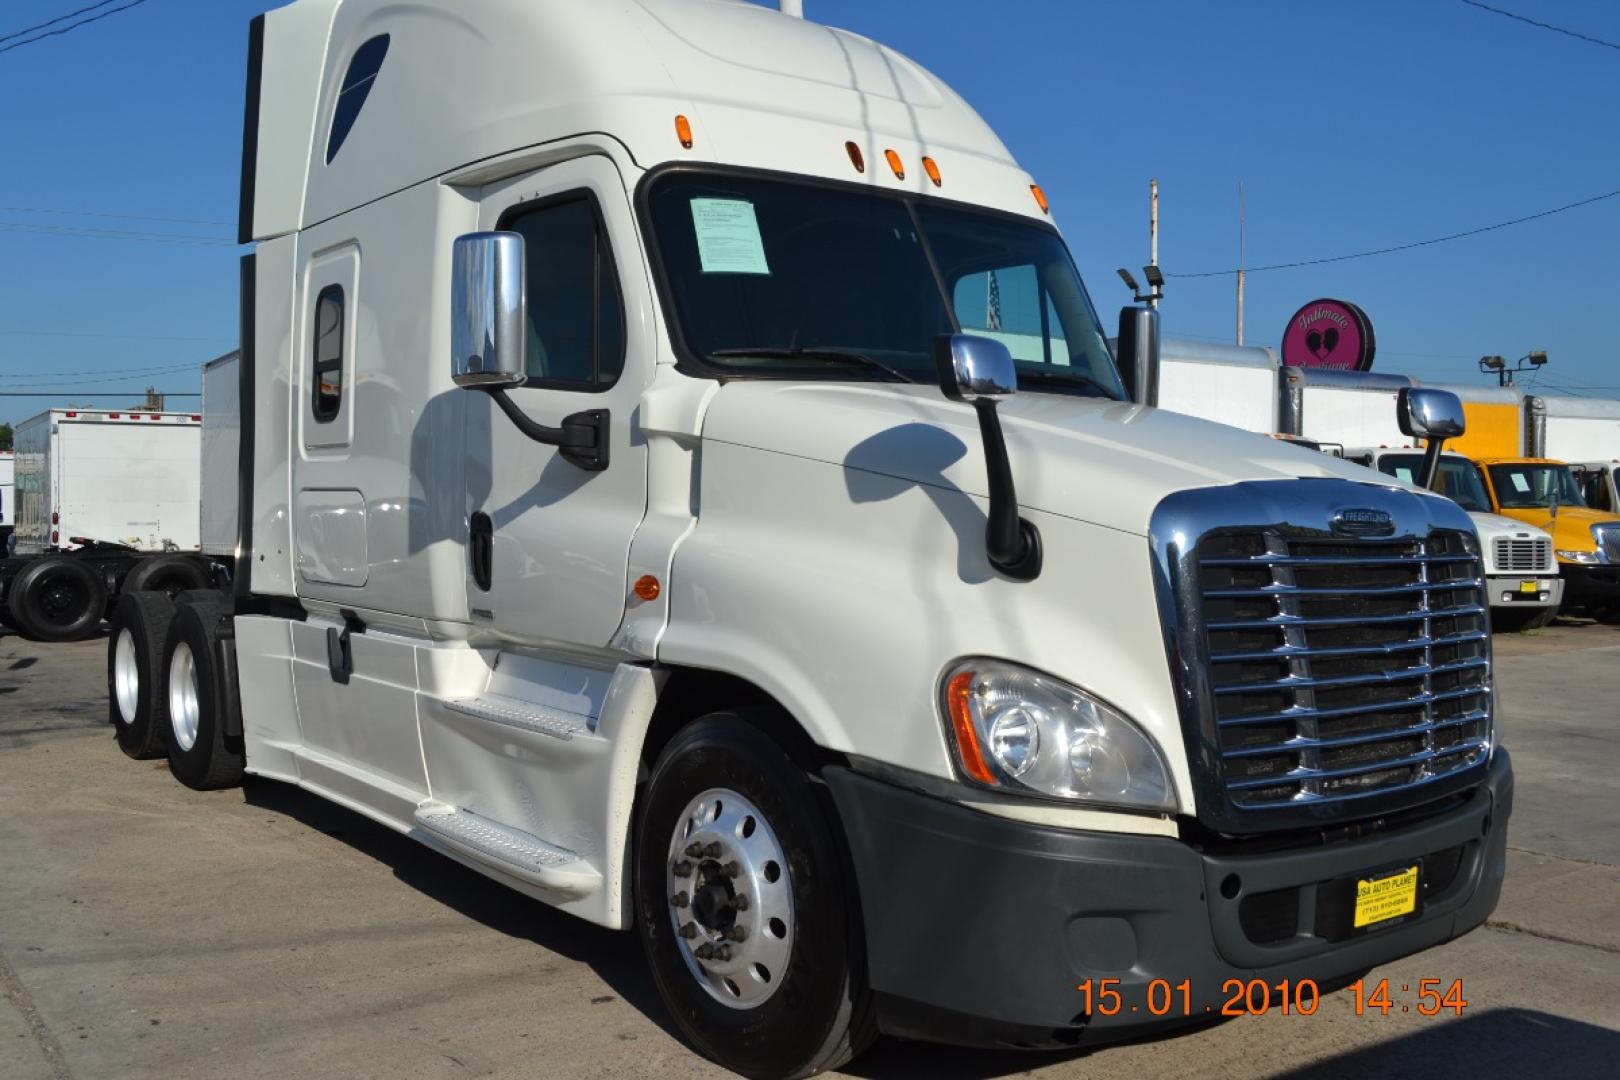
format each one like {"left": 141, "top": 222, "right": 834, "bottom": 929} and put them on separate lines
{"left": 502, "top": 196, "right": 625, "bottom": 390}
{"left": 312, "top": 286, "right": 344, "bottom": 422}
{"left": 326, "top": 34, "right": 390, "bottom": 164}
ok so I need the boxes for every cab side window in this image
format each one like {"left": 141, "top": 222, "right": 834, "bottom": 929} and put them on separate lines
{"left": 312, "top": 285, "right": 344, "bottom": 422}
{"left": 503, "top": 196, "right": 625, "bottom": 389}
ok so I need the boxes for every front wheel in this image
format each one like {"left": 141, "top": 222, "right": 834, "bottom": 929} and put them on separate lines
{"left": 1492, "top": 605, "right": 1557, "bottom": 632}
{"left": 635, "top": 713, "right": 873, "bottom": 1079}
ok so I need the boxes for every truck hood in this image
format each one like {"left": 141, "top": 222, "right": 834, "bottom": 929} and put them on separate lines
{"left": 1491, "top": 505, "right": 1620, "bottom": 551}
{"left": 700, "top": 382, "right": 1402, "bottom": 537}
{"left": 1468, "top": 511, "right": 1552, "bottom": 540}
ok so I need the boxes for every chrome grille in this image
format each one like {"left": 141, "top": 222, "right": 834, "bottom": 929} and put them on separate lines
{"left": 1492, "top": 536, "right": 1551, "bottom": 573}
{"left": 1198, "top": 530, "right": 1492, "bottom": 811}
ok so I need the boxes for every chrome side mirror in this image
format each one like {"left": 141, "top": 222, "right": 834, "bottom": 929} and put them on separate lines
{"left": 1116, "top": 305, "right": 1160, "bottom": 406}
{"left": 1398, "top": 387, "right": 1466, "bottom": 492}
{"left": 933, "top": 334, "right": 1017, "bottom": 403}
{"left": 451, "top": 231, "right": 527, "bottom": 389}
{"left": 1398, "top": 387, "right": 1466, "bottom": 441}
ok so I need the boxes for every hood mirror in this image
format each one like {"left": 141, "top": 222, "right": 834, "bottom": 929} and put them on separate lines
{"left": 1397, "top": 387, "right": 1466, "bottom": 491}
{"left": 933, "top": 334, "right": 1041, "bottom": 582}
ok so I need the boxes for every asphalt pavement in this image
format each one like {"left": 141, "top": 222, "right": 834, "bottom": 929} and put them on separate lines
{"left": 2, "top": 620, "right": 1617, "bottom": 1080}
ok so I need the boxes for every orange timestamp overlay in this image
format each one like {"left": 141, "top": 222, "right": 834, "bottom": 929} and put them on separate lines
{"left": 1077, "top": 977, "right": 1469, "bottom": 1018}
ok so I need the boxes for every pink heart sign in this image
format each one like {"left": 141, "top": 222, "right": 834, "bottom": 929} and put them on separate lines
{"left": 1281, "top": 299, "right": 1377, "bottom": 371}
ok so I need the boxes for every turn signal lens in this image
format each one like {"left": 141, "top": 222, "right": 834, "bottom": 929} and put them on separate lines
{"left": 674, "top": 114, "right": 694, "bottom": 149}
{"left": 922, "top": 156, "right": 942, "bottom": 187}
{"left": 845, "top": 140, "right": 865, "bottom": 173}
{"left": 945, "top": 671, "right": 996, "bottom": 784}
{"left": 884, "top": 148, "right": 905, "bottom": 180}
{"left": 1030, "top": 184, "right": 1050, "bottom": 214}
{"left": 633, "top": 574, "right": 662, "bottom": 601}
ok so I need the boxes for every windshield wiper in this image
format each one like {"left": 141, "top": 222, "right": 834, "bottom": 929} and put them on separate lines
{"left": 1013, "top": 368, "right": 1118, "bottom": 399}
{"left": 709, "top": 346, "right": 918, "bottom": 384}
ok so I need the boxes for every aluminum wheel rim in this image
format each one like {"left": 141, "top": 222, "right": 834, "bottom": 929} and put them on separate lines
{"left": 666, "top": 788, "right": 794, "bottom": 1009}
{"left": 113, "top": 629, "right": 139, "bottom": 726}
{"left": 167, "top": 642, "right": 200, "bottom": 752}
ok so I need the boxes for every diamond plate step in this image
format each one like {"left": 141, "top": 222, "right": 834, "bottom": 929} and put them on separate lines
{"left": 414, "top": 804, "right": 601, "bottom": 898}
{"left": 443, "top": 693, "right": 592, "bottom": 740}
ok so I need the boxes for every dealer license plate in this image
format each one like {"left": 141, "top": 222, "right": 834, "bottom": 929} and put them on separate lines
{"left": 1353, "top": 865, "right": 1420, "bottom": 930}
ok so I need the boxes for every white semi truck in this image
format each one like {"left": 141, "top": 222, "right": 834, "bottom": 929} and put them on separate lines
{"left": 0, "top": 409, "right": 222, "bottom": 641}
{"left": 102, "top": 3, "right": 1512, "bottom": 1076}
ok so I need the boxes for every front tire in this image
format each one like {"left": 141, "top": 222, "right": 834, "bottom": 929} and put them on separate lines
{"left": 107, "top": 591, "right": 177, "bottom": 758}
{"left": 1492, "top": 605, "right": 1557, "bottom": 632}
{"left": 9, "top": 556, "right": 106, "bottom": 641}
{"left": 162, "top": 599, "right": 244, "bottom": 791}
{"left": 635, "top": 713, "right": 873, "bottom": 1080}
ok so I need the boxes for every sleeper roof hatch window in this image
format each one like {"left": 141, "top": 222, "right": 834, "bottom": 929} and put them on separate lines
{"left": 326, "top": 34, "right": 390, "bottom": 164}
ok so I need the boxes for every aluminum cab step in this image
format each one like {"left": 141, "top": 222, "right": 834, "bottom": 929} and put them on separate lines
{"left": 413, "top": 803, "right": 601, "bottom": 898}
{"left": 442, "top": 692, "right": 593, "bottom": 740}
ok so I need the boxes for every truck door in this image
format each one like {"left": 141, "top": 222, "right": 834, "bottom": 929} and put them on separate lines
{"left": 466, "top": 155, "right": 652, "bottom": 649}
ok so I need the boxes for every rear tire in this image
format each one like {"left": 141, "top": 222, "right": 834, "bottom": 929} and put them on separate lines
{"left": 162, "top": 599, "right": 244, "bottom": 791}
{"left": 1492, "top": 605, "right": 1557, "bottom": 632}
{"left": 635, "top": 712, "right": 874, "bottom": 1080}
{"left": 9, "top": 556, "right": 106, "bottom": 641}
{"left": 107, "top": 591, "right": 177, "bottom": 758}
{"left": 122, "top": 554, "right": 210, "bottom": 599}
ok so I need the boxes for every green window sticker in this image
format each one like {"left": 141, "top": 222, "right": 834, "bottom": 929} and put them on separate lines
{"left": 691, "top": 198, "right": 770, "bottom": 275}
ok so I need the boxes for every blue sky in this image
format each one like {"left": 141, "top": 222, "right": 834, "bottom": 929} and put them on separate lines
{"left": 2, "top": 0, "right": 1616, "bottom": 426}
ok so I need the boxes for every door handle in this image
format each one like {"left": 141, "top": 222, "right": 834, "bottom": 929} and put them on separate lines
{"left": 470, "top": 511, "right": 493, "bottom": 592}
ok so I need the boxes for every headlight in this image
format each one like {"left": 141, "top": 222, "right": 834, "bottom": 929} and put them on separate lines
{"left": 1557, "top": 549, "right": 1603, "bottom": 564}
{"left": 940, "top": 659, "right": 1174, "bottom": 810}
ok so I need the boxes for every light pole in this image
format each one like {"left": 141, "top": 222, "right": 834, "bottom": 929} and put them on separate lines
{"left": 1479, "top": 351, "right": 1547, "bottom": 387}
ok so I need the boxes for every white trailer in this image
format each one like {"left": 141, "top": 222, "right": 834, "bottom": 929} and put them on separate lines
{"left": 1281, "top": 367, "right": 1418, "bottom": 450}
{"left": 1155, "top": 338, "right": 1280, "bottom": 434}
{"left": 101, "top": 3, "right": 1512, "bottom": 1076}
{"left": 0, "top": 450, "right": 14, "bottom": 552}
{"left": 0, "top": 410, "right": 220, "bottom": 641}
{"left": 1527, "top": 394, "right": 1620, "bottom": 462}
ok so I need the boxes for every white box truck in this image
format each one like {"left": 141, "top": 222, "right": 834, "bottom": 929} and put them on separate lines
{"left": 102, "top": 3, "right": 1512, "bottom": 1076}
{"left": 1156, "top": 338, "right": 1280, "bottom": 434}
{"left": 0, "top": 409, "right": 222, "bottom": 641}
{"left": 1527, "top": 395, "right": 1620, "bottom": 517}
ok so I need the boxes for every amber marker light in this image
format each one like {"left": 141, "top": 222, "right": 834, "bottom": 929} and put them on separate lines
{"left": 945, "top": 670, "right": 996, "bottom": 784}
{"left": 633, "top": 575, "right": 662, "bottom": 602}
{"left": 884, "top": 148, "right": 905, "bottom": 180}
{"left": 674, "top": 114, "right": 694, "bottom": 149}
{"left": 922, "top": 156, "right": 942, "bottom": 187}
{"left": 1030, "top": 184, "right": 1050, "bottom": 214}
{"left": 845, "top": 140, "right": 865, "bottom": 173}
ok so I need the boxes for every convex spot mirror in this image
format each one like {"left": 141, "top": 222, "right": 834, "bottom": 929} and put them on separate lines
{"left": 451, "top": 231, "right": 527, "bottom": 390}
{"left": 934, "top": 333, "right": 1017, "bottom": 402}
{"left": 1398, "top": 387, "right": 1466, "bottom": 441}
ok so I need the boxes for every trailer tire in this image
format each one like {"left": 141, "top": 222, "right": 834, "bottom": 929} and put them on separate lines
{"left": 162, "top": 599, "right": 244, "bottom": 791}
{"left": 107, "top": 591, "right": 177, "bottom": 758}
{"left": 9, "top": 556, "right": 107, "bottom": 642}
{"left": 122, "top": 554, "right": 209, "bottom": 599}
{"left": 634, "top": 712, "right": 874, "bottom": 1080}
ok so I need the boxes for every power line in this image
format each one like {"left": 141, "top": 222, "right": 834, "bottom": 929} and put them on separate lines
{"left": 0, "top": 0, "right": 151, "bottom": 57}
{"left": 1169, "top": 185, "right": 1620, "bottom": 278}
{"left": 0, "top": 221, "right": 235, "bottom": 246}
{"left": 0, "top": 390, "right": 198, "bottom": 398}
{"left": 0, "top": 0, "right": 120, "bottom": 45}
{"left": 0, "top": 205, "right": 232, "bottom": 228}
{"left": 1460, "top": 0, "right": 1620, "bottom": 54}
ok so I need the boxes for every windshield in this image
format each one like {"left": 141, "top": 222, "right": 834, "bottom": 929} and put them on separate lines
{"left": 645, "top": 171, "right": 1125, "bottom": 398}
{"left": 1488, "top": 463, "right": 1587, "bottom": 509}
{"left": 1374, "top": 454, "right": 1491, "bottom": 513}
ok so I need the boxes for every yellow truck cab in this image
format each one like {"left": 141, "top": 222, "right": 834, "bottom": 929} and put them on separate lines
{"left": 1475, "top": 457, "right": 1620, "bottom": 614}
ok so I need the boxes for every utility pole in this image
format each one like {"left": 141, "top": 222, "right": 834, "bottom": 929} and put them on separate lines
{"left": 1236, "top": 183, "right": 1246, "bottom": 346}
{"left": 1148, "top": 179, "right": 1159, "bottom": 309}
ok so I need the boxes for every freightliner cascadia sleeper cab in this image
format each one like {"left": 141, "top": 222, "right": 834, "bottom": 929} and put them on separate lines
{"left": 105, "top": 2, "right": 1512, "bottom": 1076}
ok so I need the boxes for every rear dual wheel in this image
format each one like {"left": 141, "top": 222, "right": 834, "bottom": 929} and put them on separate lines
{"left": 635, "top": 713, "right": 874, "bottom": 1079}
{"left": 107, "top": 591, "right": 177, "bottom": 758}
{"left": 162, "top": 598, "right": 244, "bottom": 791}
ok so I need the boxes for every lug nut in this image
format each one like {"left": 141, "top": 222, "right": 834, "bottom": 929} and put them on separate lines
{"left": 671, "top": 891, "right": 689, "bottom": 909}
{"left": 694, "top": 943, "right": 715, "bottom": 961}
{"left": 715, "top": 945, "right": 733, "bottom": 962}
{"left": 726, "top": 926, "right": 748, "bottom": 943}
{"left": 678, "top": 923, "right": 698, "bottom": 939}
{"left": 723, "top": 861, "right": 741, "bottom": 879}
{"left": 732, "top": 895, "right": 749, "bottom": 912}
{"left": 685, "top": 842, "right": 704, "bottom": 858}
{"left": 672, "top": 860, "right": 692, "bottom": 877}
{"left": 703, "top": 842, "right": 723, "bottom": 858}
